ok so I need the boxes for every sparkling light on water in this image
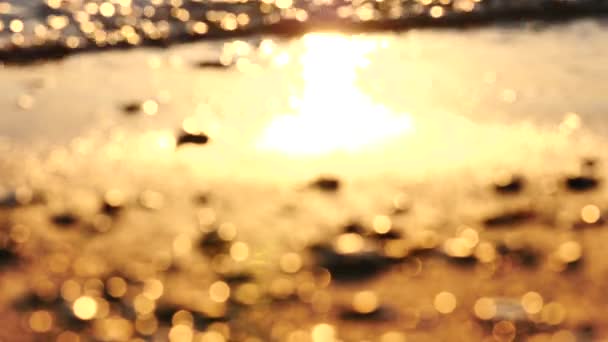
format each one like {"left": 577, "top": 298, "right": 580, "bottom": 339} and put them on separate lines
{"left": 258, "top": 33, "right": 413, "bottom": 155}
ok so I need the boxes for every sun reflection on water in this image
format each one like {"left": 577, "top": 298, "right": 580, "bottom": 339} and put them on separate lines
{"left": 258, "top": 33, "right": 413, "bottom": 155}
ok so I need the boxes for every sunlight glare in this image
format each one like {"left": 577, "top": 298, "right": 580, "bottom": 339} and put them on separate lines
{"left": 258, "top": 34, "right": 413, "bottom": 155}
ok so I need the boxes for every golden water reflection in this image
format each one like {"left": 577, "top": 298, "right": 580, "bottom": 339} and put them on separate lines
{"left": 258, "top": 33, "right": 413, "bottom": 155}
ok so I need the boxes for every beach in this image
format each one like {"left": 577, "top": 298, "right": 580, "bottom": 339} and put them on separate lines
{"left": 1, "top": 13, "right": 608, "bottom": 341}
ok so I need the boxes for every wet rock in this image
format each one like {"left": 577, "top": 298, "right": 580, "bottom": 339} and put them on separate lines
{"left": 372, "top": 229, "right": 402, "bottom": 240}
{"left": 342, "top": 222, "right": 366, "bottom": 234}
{"left": 496, "top": 243, "right": 539, "bottom": 268}
{"left": 310, "top": 177, "right": 340, "bottom": 192}
{"left": 0, "top": 192, "right": 20, "bottom": 208}
{"left": 574, "top": 324, "right": 595, "bottom": 341}
{"left": 155, "top": 305, "right": 181, "bottom": 324}
{"left": 51, "top": 213, "right": 79, "bottom": 227}
{"left": 565, "top": 176, "right": 598, "bottom": 192}
{"left": 309, "top": 243, "right": 392, "bottom": 282}
{"left": 62, "top": 309, "right": 93, "bottom": 330}
{"left": 484, "top": 210, "right": 535, "bottom": 227}
{"left": 12, "top": 292, "right": 61, "bottom": 311}
{"left": 121, "top": 102, "right": 141, "bottom": 114}
{"left": 0, "top": 187, "right": 37, "bottom": 208}
{"left": 443, "top": 252, "right": 478, "bottom": 266}
{"left": 177, "top": 131, "right": 209, "bottom": 146}
{"left": 494, "top": 175, "right": 524, "bottom": 194}
{"left": 221, "top": 271, "right": 255, "bottom": 285}
{"left": 198, "top": 230, "right": 230, "bottom": 256}
{"left": 339, "top": 306, "right": 396, "bottom": 322}
{"left": 574, "top": 217, "right": 605, "bottom": 229}
{"left": 582, "top": 158, "right": 597, "bottom": 171}
{"left": 0, "top": 248, "right": 19, "bottom": 267}
{"left": 193, "top": 193, "right": 209, "bottom": 205}
{"left": 195, "top": 60, "right": 232, "bottom": 69}
{"left": 101, "top": 202, "right": 123, "bottom": 217}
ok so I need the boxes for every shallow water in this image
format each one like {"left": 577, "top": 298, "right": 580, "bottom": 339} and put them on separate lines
{"left": 1, "top": 0, "right": 607, "bottom": 61}
{"left": 1, "top": 6, "right": 608, "bottom": 341}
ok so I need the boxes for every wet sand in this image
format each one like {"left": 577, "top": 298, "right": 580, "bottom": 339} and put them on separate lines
{"left": 1, "top": 20, "right": 608, "bottom": 341}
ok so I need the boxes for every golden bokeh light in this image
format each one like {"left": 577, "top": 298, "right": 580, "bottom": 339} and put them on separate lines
{"left": 556, "top": 241, "right": 582, "bottom": 264}
{"left": 372, "top": 215, "right": 392, "bottom": 234}
{"left": 541, "top": 302, "right": 566, "bottom": 325}
{"left": 492, "top": 320, "right": 516, "bottom": 341}
{"left": 106, "top": 277, "right": 127, "bottom": 298}
{"left": 143, "top": 278, "right": 164, "bottom": 300}
{"left": 230, "top": 241, "right": 250, "bottom": 261}
{"left": 142, "top": 100, "right": 159, "bottom": 116}
{"left": 581, "top": 204, "right": 601, "bottom": 224}
{"left": 172, "top": 310, "right": 194, "bottom": 327}
{"left": 311, "top": 323, "right": 336, "bottom": 342}
{"left": 434, "top": 291, "right": 457, "bottom": 314}
{"left": 29, "top": 310, "right": 53, "bottom": 333}
{"left": 134, "top": 295, "right": 156, "bottom": 315}
{"left": 474, "top": 297, "right": 496, "bottom": 320}
{"left": 380, "top": 331, "right": 407, "bottom": 342}
{"left": 169, "top": 324, "right": 193, "bottom": 342}
{"left": 280, "top": 252, "right": 303, "bottom": 273}
{"left": 234, "top": 283, "right": 261, "bottom": 305}
{"left": 352, "top": 290, "right": 379, "bottom": 314}
{"left": 334, "top": 233, "right": 364, "bottom": 254}
{"left": 73, "top": 296, "right": 98, "bottom": 320}
{"left": 209, "top": 281, "right": 231, "bottom": 303}
{"left": 198, "top": 331, "right": 226, "bottom": 342}
{"left": 258, "top": 34, "right": 412, "bottom": 155}
{"left": 56, "top": 331, "right": 81, "bottom": 342}
{"left": 521, "top": 291, "right": 544, "bottom": 314}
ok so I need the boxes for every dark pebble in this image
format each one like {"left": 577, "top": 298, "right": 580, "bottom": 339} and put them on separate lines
{"left": 563, "top": 258, "right": 583, "bottom": 272}
{"left": 574, "top": 217, "right": 605, "bottom": 229}
{"left": 0, "top": 248, "right": 19, "bottom": 267}
{"left": 494, "top": 176, "right": 524, "bottom": 194}
{"left": 484, "top": 210, "right": 535, "bottom": 227}
{"left": 444, "top": 253, "right": 478, "bottom": 266}
{"left": 309, "top": 244, "right": 392, "bottom": 282}
{"left": 101, "top": 202, "right": 123, "bottom": 216}
{"left": 177, "top": 132, "right": 209, "bottom": 146}
{"left": 565, "top": 176, "right": 599, "bottom": 192}
{"left": 339, "top": 306, "right": 396, "bottom": 322}
{"left": 496, "top": 243, "right": 539, "bottom": 267}
{"left": 121, "top": 102, "right": 141, "bottom": 114}
{"left": 575, "top": 324, "right": 595, "bottom": 340}
{"left": 195, "top": 60, "right": 232, "bottom": 69}
{"left": 51, "top": 213, "right": 79, "bottom": 226}
{"left": 342, "top": 222, "right": 366, "bottom": 234}
{"left": 12, "top": 292, "right": 61, "bottom": 311}
{"left": 310, "top": 177, "right": 340, "bottom": 192}
{"left": 193, "top": 193, "right": 209, "bottom": 205}
{"left": 155, "top": 304, "right": 182, "bottom": 324}
{"left": 582, "top": 158, "right": 597, "bottom": 170}
{"left": 221, "top": 272, "right": 255, "bottom": 285}
{"left": 391, "top": 207, "right": 408, "bottom": 215}
{"left": 372, "top": 230, "right": 402, "bottom": 240}
{"left": 0, "top": 188, "right": 38, "bottom": 208}
{"left": 198, "top": 230, "right": 229, "bottom": 256}
{"left": 0, "top": 193, "right": 19, "bottom": 208}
